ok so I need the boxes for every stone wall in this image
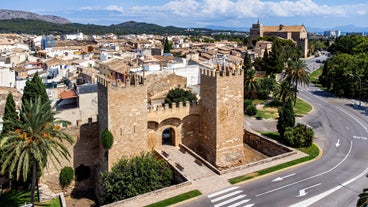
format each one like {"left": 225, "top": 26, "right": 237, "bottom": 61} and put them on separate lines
{"left": 243, "top": 130, "right": 291, "bottom": 156}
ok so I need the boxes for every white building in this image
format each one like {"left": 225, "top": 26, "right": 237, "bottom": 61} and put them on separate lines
{"left": 0, "top": 66, "right": 15, "bottom": 87}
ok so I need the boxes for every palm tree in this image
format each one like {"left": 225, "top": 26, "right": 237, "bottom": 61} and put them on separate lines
{"left": 244, "top": 69, "right": 259, "bottom": 99}
{"left": 0, "top": 98, "right": 74, "bottom": 205}
{"left": 282, "top": 58, "right": 310, "bottom": 91}
{"left": 273, "top": 80, "right": 297, "bottom": 105}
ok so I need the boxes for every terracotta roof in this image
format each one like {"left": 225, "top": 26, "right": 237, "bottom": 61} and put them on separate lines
{"left": 263, "top": 25, "right": 305, "bottom": 32}
{"left": 60, "top": 90, "right": 78, "bottom": 99}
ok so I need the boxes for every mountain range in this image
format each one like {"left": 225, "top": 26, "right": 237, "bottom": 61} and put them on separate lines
{"left": 0, "top": 9, "right": 367, "bottom": 34}
{"left": 0, "top": 9, "right": 71, "bottom": 24}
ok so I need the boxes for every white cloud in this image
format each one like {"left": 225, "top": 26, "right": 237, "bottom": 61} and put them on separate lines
{"left": 106, "top": 5, "right": 124, "bottom": 13}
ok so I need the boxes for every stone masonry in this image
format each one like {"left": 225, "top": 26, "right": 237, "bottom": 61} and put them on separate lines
{"left": 97, "top": 67, "right": 245, "bottom": 170}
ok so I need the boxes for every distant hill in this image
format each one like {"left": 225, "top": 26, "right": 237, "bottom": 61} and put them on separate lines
{"left": 0, "top": 19, "right": 220, "bottom": 35}
{"left": 0, "top": 9, "right": 71, "bottom": 24}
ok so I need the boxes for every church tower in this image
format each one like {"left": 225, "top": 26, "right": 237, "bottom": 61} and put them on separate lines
{"left": 249, "top": 19, "right": 264, "bottom": 43}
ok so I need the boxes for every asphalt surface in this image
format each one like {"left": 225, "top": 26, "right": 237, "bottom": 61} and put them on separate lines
{"left": 180, "top": 54, "right": 368, "bottom": 207}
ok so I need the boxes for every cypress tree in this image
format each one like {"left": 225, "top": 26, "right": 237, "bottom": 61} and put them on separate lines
{"left": 277, "top": 99, "right": 295, "bottom": 139}
{"left": 263, "top": 49, "right": 270, "bottom": 73}
{"left": 269, "top": 42, "right": 284, "bottom": 74}
{"left": 1, "top": 92, "right": 18, "bottom": 136}
{"left": 22, "top": 72, "right": 50, "bottom": 112}
{"left": 164, "top": 38, "right": 171, "bottom": 53}
{"left": 243, "top": 53, "right": 252, "bottom": 73}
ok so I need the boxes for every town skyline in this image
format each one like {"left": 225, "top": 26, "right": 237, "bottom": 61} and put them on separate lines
{"left": 2, "top": 0, "right": 368, "bottom": 29}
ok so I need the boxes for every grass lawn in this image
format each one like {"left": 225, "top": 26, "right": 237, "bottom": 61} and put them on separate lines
{"left": 254, "top": 98, "right": 312, "bottom": 120}
{"left": 228, "top": 132, "right": 320, "bottom": 184}
{"left": 310, "top": 67, "right": 322, "bottom": 85}
{"left": 294, "top": 98, "right": 312, "bottom": 116}
{"left": 255, "top": 110, "right": 278, "bottom": 120}
{"left": 144, "top": 190, "right": 202, "bottom": 207}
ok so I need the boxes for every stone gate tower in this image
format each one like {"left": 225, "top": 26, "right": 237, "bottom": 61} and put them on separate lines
{"left": 97, "top": 74, "right": 147, "bottom": 170}
{"left": 199, "top": 68, "right": 244, "bottom": 168}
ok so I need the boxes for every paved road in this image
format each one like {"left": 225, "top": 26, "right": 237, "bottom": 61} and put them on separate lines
{"left": 180, "top": 56, "right": 368, "bottom": 207}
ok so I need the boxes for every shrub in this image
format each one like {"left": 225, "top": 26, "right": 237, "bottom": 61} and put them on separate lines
{"left": 101, "top": 152, "right": 174, "bottom": 204}
{"left": 59, "top": 166, "right": 74, "bottom": 188}
{"left": 284, "top": 123, "right": 314, "bottom": 147}
{"left": 245, "top": 104, "right": 257, "bottom": 116}
{"left": 244, "top": 99, "right": 257, "bottom": 116}
{"left": 101, "top": 128, "right": 114, "bottom": 150}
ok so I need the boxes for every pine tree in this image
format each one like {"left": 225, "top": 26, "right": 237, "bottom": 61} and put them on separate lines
{"left": 277, "top": 99, "right": 295, "bottom": 139}
{"left": 1, "top": 92, "right": 18, "bottom": 136}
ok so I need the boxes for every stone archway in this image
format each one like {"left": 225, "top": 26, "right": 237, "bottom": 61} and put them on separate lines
{"left": 162, "top": 127, "right": 175, "bottom": 146}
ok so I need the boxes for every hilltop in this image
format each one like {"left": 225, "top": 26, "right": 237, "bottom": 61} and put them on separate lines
{"left": 0, "top": 9, "right": 71, "bottom": 24}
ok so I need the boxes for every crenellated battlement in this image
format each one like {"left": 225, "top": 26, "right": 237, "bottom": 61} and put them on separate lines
{"left": 97, "top": 73, "right": 145, "bottom": 89}
{"left": 200, "top": 67, "right": 243, "bottom": 78}
{"left": 147, "top": 101, "right": 201, "bottom": 122}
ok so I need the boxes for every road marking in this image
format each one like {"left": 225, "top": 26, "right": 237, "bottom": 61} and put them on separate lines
{"left": 335, "top": 106, "right": 367, "bottom": 131}
{"left": 256, "top": 141, "right": 353, "bottom": 197}
{"left": 272, "top": 173, "right": 296, "bottom": 182}
{"left": 297, "top": 183, "right": 321, "bottom": 197}
{"left": 346, "top": 126, "right": 349, "bottom": 130}
{"left": 243, "top": 204, "right": 255, "bottom": 207}
{"left": 210, "top": 190, "right": 243, "bottom": 202}
{"left": 335, "top": 139, "right": 340, "bottom": 148}
{"left": 208, "top": 187, "right": 239, "bottom": 198}
{"left": 353, "top": 136, "right": 368, "bottom": 141}
{"left": 289, "top": 166, "right": 368, "bottom": 207}
{"left": 226, "top": 199, "right": 251, "bottom": 207}
{"left": 214, "top": 195, "right": 246, "bottom": 207}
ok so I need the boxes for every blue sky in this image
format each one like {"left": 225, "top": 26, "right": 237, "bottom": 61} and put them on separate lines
{"left": 2, "top": 0, "right": 368, "bottom": 29}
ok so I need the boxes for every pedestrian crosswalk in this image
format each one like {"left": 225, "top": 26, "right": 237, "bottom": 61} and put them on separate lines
{"left": 208, "top": 187, "right": 255, "bottom": 207}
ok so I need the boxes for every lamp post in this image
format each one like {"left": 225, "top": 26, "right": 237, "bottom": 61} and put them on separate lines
{"left": 349, "top": 74, "right": 361, "bottom": 107}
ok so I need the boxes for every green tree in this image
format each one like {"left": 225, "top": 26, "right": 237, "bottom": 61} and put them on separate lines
{"left": 284, "top": 123, "right": 313, "bottom": 147}
{"left": 263, "top": 49, "right": 270, "bottom": 73}
{"left": 101, "top": 128, "right": 114, "bottom": 150}
{"left": 100, "top": 152, "right": 173, "bottom": 204}
{"left": 244, "top": 99, "right": 257, "bottom": 116}
{"left": 268, "top": 42, "right": 284, "bottom": 74}
{"left": 22, "top": 72, "right": 50, "bottom": 112}
{"left": 165, "top": 88, "right": 197, "bottom": 106}
{"left": 1, "top": 93, "right": 18, "bottom": 136}
{"left": 282, "top": 59, "right": 310, "bottom": 92}
{"left": 0, "top": 98, "right": 74, "bottom": 205}
{"left": 164, "top": 37, "right": 171, "bottom": 53}
{"left": 243, "top": 53, "right": 252, "bottom": 73}
{"left": 277, "top": 99, "right": 295, "bottom": 139}
{"left": 244, "top": 69, "right": 259, "bottom": 99}
{"left": 319, "top": 60, "right": 332, "bottom": 90}
{"left": 273, "top": 80, "right": 297, "bottom": 105}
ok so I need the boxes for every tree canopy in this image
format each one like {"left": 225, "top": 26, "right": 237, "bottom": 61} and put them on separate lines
{"left": 100, "top": 152, "right": 173, "bottom": 204}
{"left": 0, "top": 98, "right": 73, "bottom": 205}
{"left": 1, "top": 93, "right": 18, "bottom": 136}
{"left": 165, "top": 88, "right": 197, "bottom": 106}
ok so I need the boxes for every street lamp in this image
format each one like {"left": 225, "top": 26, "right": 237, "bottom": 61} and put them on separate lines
{"left": 349, "top": 74, "right": 362, "bottom": 107}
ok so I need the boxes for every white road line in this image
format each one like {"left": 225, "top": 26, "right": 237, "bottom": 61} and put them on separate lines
{"left": 211, "top": 190, "right": 243, "bottom": 202}
{"left": 208, "top": 187, "right": 239, "bottom": 198}
{"left": 335, "top": 106, "right": 367, "bottom": 130}
{"left": 214, "top": 195, "right": 246, "bottom": 207}
{"left": 226, "top": 199, "right": 251, "bottom": 207}
{"left": 289, "top": 166, "right": 368, "bottom": 207}
{"left": 256, "top": 141, "right": 353, "bottom": 197}
{"left": 243, "top": 204, "right": 255, "bottom": 207}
